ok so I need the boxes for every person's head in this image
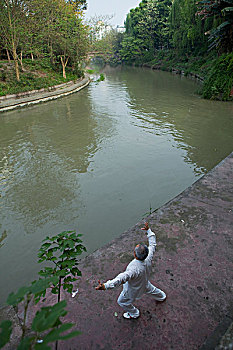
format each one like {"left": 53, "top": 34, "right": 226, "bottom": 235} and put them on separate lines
{"left": 134, "top": 244, "right": 149, "bottom": 261}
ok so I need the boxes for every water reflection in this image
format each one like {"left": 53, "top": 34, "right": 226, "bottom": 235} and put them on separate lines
{"left": 0, "top": 94, "right": 113, "bottom": 231}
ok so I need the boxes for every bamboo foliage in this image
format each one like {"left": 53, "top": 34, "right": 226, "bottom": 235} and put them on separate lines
{"left": 197, "top": 0, "right": 233, "bottom": 53}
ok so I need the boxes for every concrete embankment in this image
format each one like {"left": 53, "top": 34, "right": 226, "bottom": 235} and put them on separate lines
{"left": 1, "top": 152, "right": 233, "bottom": 349}
{"left": 0, "top": 75, "right": 90, "bottom": 112}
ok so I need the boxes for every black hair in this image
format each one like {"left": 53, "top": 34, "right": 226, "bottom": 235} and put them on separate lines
{"left": 135, "top": 244, "right": 149, "bottom": 261}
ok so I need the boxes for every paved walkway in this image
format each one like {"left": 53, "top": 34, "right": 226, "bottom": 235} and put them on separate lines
{"left": 2, "top": 152, "right": 233, "bottom": 349}
{"left": 0, "top": 76, "right": 90, "bottom": 112}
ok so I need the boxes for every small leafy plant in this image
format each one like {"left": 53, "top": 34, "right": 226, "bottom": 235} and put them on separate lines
{"left": 0, "top": 278, "right": 80, "bottom": 349}
{"left": 38, "top": 230, "right": 86, "bottom": 302}
{"left": 7, "top": 277, "right": 59, "bottom": 339}
{"left": 96, "top": 73, "right": 105, "bottom": 82}
{"left": 17, "top": 300, "right": 80, "bottom": 349}
{"left": 0, "top": 230, "right": 86, "bottom": 349}
{"left": 0, "top": 299, "right": 80, "bottom": 349}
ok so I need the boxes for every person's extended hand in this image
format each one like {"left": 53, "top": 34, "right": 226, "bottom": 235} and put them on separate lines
{"left": 141, "top": 222, "right": 149, "bottom": 231}
{"left": 95, "top": 279, "right": 106, "bottom": 290}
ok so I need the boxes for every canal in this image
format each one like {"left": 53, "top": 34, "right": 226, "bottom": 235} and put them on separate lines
{"left": 0, "top": 66, "right": 233, "bottom": 304}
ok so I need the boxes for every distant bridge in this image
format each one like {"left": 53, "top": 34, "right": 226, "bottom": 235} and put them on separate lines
{"left": 86, "top": 51, "right": 112, "bottom": 61}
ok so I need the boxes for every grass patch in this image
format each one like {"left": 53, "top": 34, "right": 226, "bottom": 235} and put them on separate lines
{"left": 86, "top": 69, "right": 96, "bottom": 74}
{"left": 0, "top": 58, "right": 83, "bottom": 96}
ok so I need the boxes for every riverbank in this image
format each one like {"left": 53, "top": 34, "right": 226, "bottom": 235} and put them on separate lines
{"left": 1, "top": 151, "right": 233, "bottom": 349}
{"left": 0, "top": 75, "right": 91, "bottom": 112}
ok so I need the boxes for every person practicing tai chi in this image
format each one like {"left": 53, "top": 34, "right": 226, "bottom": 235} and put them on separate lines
{"left": 95, "top": 222, "right": 166, "bottom": 319}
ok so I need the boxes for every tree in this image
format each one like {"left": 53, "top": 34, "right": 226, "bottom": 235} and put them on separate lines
{"left": 197, "top": 0, "right": 233, "bottom": 53}
{"left": 66, "top": 0, "right": 87, "bottom": 11}
{"left": 0, "top": 0, "right": 27, "bottom": 81}
{"left": 135, "top": 0, "right": 172, "bottom": 51}
{"left": 23, "top": 0, "right": 57, "bottom": 61}
{"left": 87, "top": 14, "right": 114, "bottom": 45}
{"left": 0, "top": 0, "right": 89, "bottom": 82}
{"left": 121, "top": 0, "right": 172, "bottom": 63}
{"left": 120, "top": 35, "right": 145, "bottom": 63}
{"left": 169, "top": 0, "right": 210, "bottom": 54}
{"left": 51, "top": 1, "right": 88, "bottom": 78}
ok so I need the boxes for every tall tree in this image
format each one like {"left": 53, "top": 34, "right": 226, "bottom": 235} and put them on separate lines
{"left": 53, "top": 0, "right": 88, "bottom": 78}
{"left": 121, "top": 0, "right": 172, "bottom": 62}
{"left": 0, "top": 0, "right": 27, "bottom": 81}
{"left": 169, "top": 0, "right": 210, "bottom": 54}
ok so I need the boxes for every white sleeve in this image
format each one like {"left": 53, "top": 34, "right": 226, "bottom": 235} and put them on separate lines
{"left": 104, "top": 269, "right": 135, "bottom": 290}
{"left": 146, "top": 228, "right": 157, "bottom": 262}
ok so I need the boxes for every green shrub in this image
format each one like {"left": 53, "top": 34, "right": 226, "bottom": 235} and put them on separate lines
{"left": 0, "top": 230, "right": 85, "bottom": 349}
{"left": 96, "top": 73, "right": 105, "bottom": 82}
{"left": 202, "top": 53, "right": 233, "bottom": 100}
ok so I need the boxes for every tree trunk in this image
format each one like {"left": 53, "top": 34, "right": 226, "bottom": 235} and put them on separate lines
{"left": 61, "top": 56, "right": 68, "bottom": 79}
{"left": 62, "top": 64, "right": 66, "bottom": 79}
{"left": 12, "top": 47, "right": 20, "bottom": 82}
{"left": 19, "top": 50, "right": 25, "bottom": 71}
{"left": 6, "top": 49, "right": 11, "bottom": 62}
{"left": 31, "top": 52, "right": 34, "bottom": 61}
{"left": 7, "top": 0, "right": 19, "bottom": 81}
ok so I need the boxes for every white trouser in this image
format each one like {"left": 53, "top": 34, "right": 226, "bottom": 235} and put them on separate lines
{"left": 117, "top": 281, "right": 166, "bottom": 318}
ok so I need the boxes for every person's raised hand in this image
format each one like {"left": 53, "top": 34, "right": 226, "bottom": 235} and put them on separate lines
{"left": 141, "top": 222, "right": 149, "bottom": 231}
{"left": 95, "top": 279, "right": 105, "bottom": 290}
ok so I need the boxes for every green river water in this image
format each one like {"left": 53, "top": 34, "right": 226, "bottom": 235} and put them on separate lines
{"left": 0, "top": 66, "right": 233, "bottom": 304}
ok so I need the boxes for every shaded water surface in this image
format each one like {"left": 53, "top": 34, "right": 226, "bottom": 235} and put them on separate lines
{"left": 0, "top": 66, "right": 233, "bottom": 304}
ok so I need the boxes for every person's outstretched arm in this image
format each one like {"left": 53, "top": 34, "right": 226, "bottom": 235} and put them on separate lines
{"left": 141, "top": 222, "right": 157, "bottom": 263}
{"left": 95, "top": 268, "right": 135, "bottom": 291}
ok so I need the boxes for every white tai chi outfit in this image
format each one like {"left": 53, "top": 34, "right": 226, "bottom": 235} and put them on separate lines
{"left": 104, "top": 228, "right": 166, "bottom": 318}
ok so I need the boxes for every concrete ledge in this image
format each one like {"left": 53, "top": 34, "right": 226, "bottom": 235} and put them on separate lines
{"left": 0, "top": 76, "right": 91, "bottom": 113}
{"left": 200, "top": 312, "right": 233, "bottom": 350}
{"left": 0, "top": 80, "right": 75, "bottom": 101}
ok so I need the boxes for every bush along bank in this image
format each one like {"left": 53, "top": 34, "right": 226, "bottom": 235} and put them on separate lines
{"left": 0, "top": 58, "right": 84, "bottom": 97}
{"left": 202, "top": 53, "right": 233, "bottom": 101}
